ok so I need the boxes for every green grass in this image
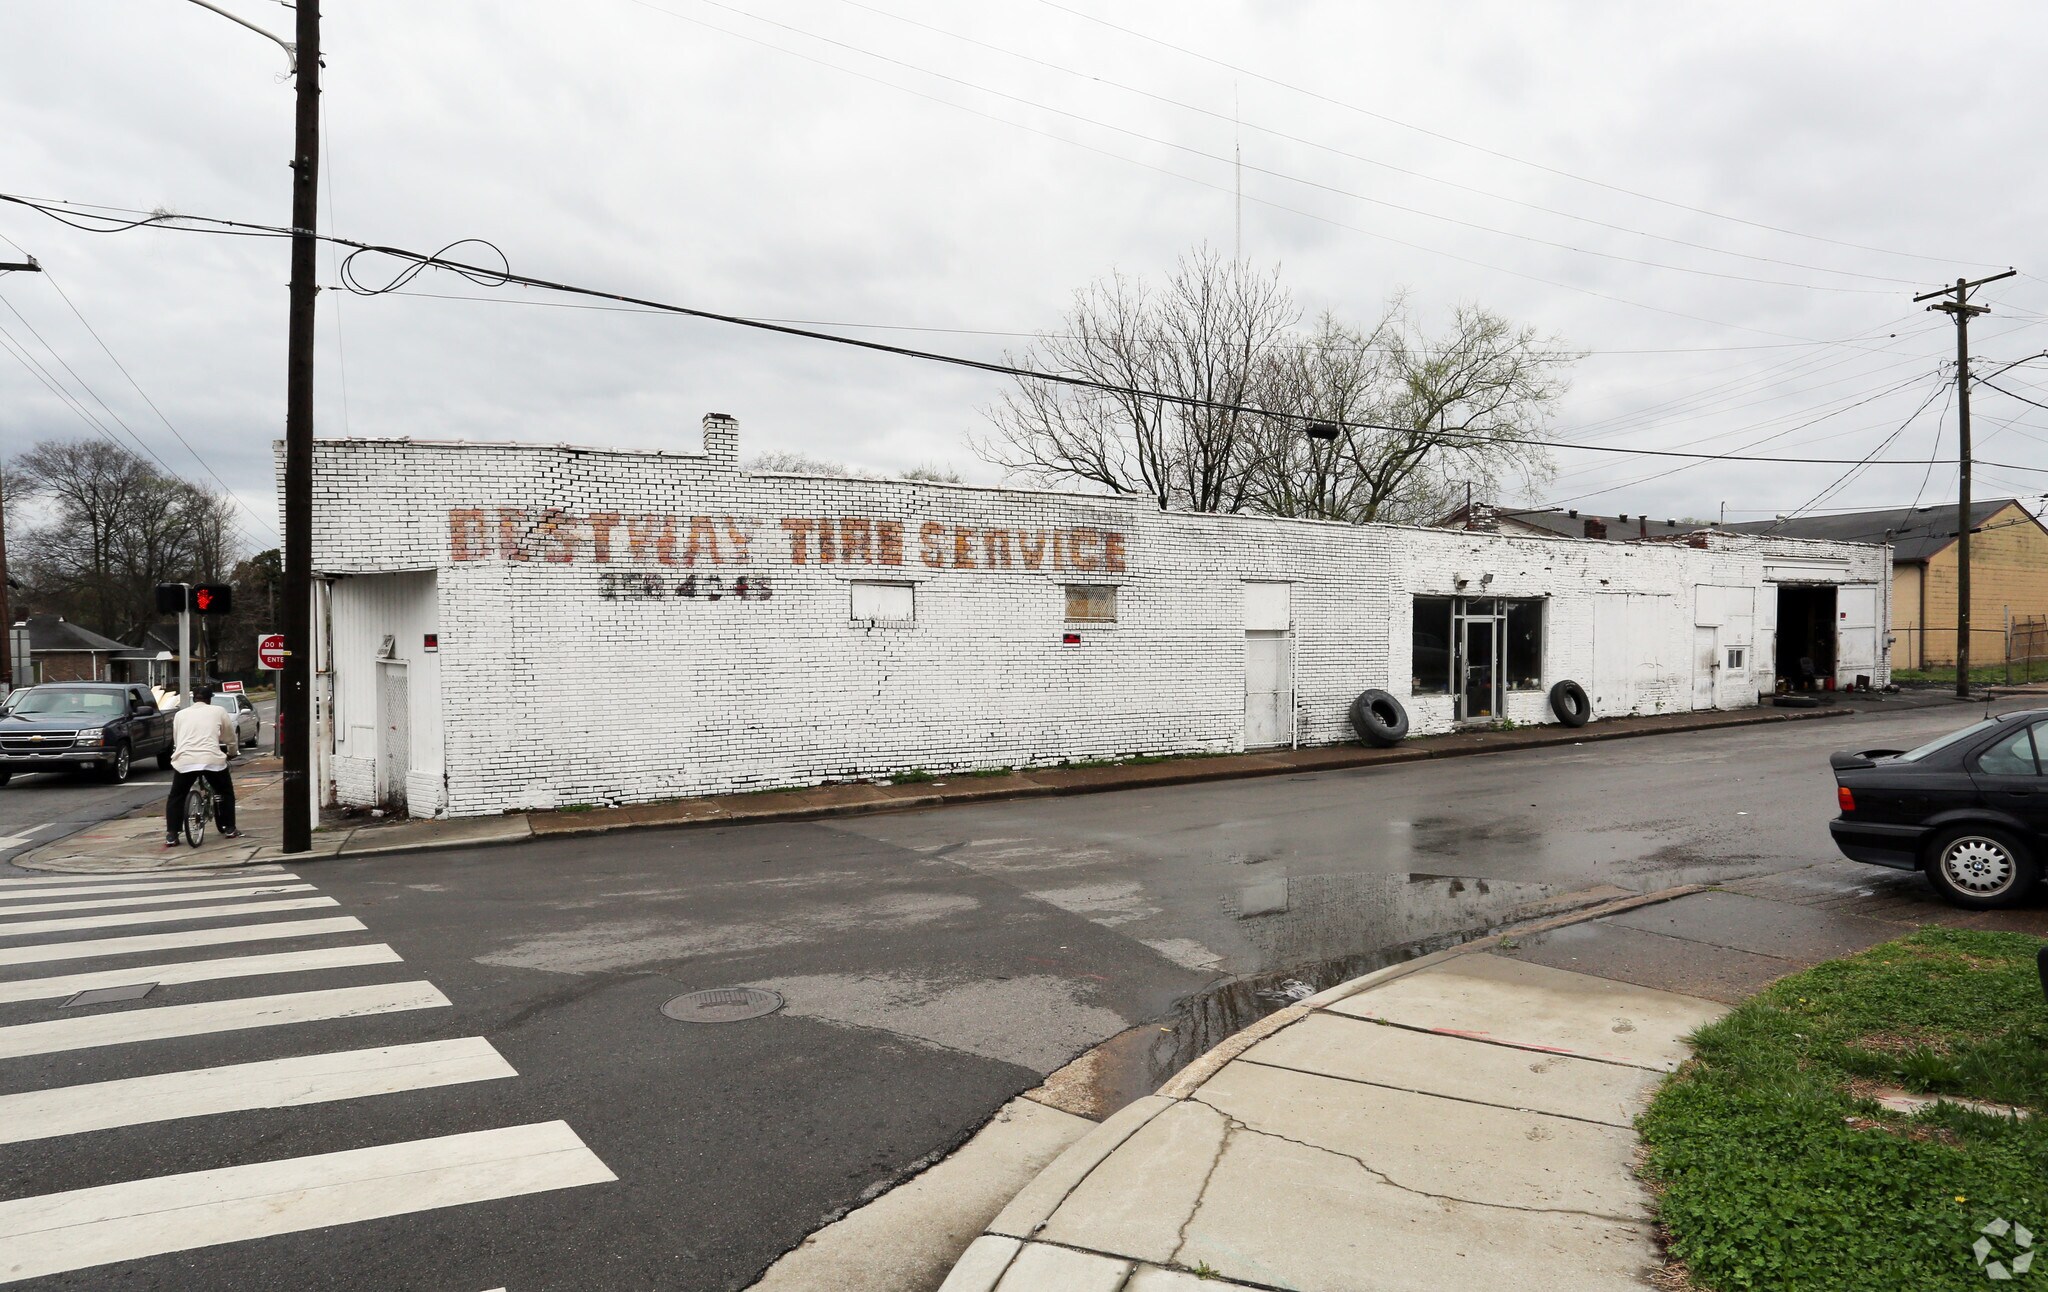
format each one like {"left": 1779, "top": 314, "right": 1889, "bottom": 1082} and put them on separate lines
{"left": 887, "top": 769, "right": 937, "bottom": 785}
{"left": 1639, "top": 927, "right": 2048, "bottom": 1290}
{"left": 555, "top": 803, "right": 597, "bottom": 814}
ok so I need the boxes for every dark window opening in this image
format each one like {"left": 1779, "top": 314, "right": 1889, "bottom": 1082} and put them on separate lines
{"left": 1413, "top": 597, "right": 1453, "bottom": 694}
{"left": 1504, "top": 600, "right": 1544, "bottom": 691}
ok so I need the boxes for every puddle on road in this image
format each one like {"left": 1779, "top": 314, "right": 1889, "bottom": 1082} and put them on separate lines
{"left": 1032, "top": 872, "right": 1618, "bottom": 1120}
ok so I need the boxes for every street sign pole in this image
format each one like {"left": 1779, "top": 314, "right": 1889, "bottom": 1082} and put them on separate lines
{"left": 177, "top": 583, "right": 191, "bottom": 706}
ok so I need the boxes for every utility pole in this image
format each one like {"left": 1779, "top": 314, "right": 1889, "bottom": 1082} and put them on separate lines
{"left": 0, "top": 257, "right": 38, "bottom": 691}
{"left": 1915, "top": 269, "right": 2014, "bottom": 698}
{"left": 281, "top": 0, "right": 322, "bottom": 853}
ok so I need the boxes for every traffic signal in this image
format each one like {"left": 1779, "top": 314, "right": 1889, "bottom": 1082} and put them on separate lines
{"left": 191, "top": 584, "right": 233, "bottom": 615}
{"left": 154, "top": 583, "right": 187, "bottom": 614}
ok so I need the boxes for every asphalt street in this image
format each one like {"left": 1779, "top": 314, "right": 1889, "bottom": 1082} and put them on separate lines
{"left": 0, "top": 699, "right": 2038, "bottom": 1290}
{"left": 0, "top": 699, "right": 275, "bottom": 865}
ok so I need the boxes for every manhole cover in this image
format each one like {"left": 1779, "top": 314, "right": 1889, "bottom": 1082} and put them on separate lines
{"left": 662, "top": 987, "right": 783, "bottom": 1024}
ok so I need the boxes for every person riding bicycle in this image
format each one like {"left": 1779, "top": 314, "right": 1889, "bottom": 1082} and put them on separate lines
{"left": 165, "top": 683, "right": 243, "bottom": 847}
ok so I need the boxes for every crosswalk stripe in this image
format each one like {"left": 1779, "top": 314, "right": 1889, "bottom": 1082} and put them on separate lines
{"left": 0, "top": 884, "right": 316, "bottom": 917}
{"left": 0, "top": 1120, "right": 615, "bottom": 1284}
{"left": 0, "top": 867, "right": 287, "bottom": 888}
{"left": 0, "top": 981, "right": 448, "bottom": 1060}
{"left": 0, "top": 897, "right": 338, "bottom": 938}
{"left": 0, "top": 917, "right": 368, "bottom": 968}
{"left": 0, "top": 874, "right": 304, "bottom": 902}
{"left": 0, "top": 1037, "right": 516, "bottom": 1144}
{"left": 0, "top": 944, "right": 403, "bottom": 1005}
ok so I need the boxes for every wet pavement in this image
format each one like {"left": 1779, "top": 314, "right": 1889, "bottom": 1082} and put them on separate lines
{"left": 2, "top": 696, "right": 2040, "bottom": 1290}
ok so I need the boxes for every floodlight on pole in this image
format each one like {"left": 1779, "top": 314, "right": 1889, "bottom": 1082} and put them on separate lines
{"left": 1304, "top": 422, "right": 1340, "bottom": 442}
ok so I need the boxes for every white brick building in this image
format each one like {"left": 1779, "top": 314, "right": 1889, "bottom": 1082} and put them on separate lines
{"left": 302, "top": 417, "right": 1891, "bottom": 819}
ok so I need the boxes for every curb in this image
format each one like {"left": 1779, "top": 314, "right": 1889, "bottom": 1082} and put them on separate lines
{"left": 959, "top": 880, "right": 1710, "bottom": 1277}
{"left": 10, "top": 707, "right": 1851, "bottom": 872}
{"left": 527, "top": 706, "right": 1855, "bottom": 842}
{"left": 963, "top": 880, "right": 1709, "bottom": 1277}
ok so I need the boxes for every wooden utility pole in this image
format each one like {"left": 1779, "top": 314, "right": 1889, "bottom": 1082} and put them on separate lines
{"left": 281, "top": 0, "right": 321, "bottom": 853}
{"left": 0, "top": 258, "right": 37, "bottom": 691}
{"left": 1915, "top": 269, "right": 2015, "bottom": 698}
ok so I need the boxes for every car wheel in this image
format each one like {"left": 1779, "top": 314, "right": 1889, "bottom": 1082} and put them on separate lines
{"left": 1925, "top": 825, "right": 2039, "bottom": 909}
{"left": 0, "top": 769, "right": 11, "bottom": 787}
{"left": 102, "top": 742, "right": 132, "bottom": 784}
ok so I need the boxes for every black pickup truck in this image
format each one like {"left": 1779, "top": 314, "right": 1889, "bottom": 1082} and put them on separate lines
{"left": 0, "top": 682, "right": 175, "bottom": 786}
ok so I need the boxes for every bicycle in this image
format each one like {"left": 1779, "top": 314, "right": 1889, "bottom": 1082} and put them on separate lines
{"left": 181, "top": 776, "right": 217, "bottom": 847}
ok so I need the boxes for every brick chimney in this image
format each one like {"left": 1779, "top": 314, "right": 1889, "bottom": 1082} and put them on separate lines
{"left": 1638, "top": 515, "right": 1649, "bottom": 540}
{"left": 702, "top": 412, "right": 738, "bottom": 465}
{"left": 1584, "top": 517, "right": 1608, "bottom": 540}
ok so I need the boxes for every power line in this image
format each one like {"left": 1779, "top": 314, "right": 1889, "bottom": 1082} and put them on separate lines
{"left": 0, "top": 294, "right": 257, "bottom": 549}
{"left": 10, "top": 191, "right": 2044, "bottom": 475}
{"left": 1031, "top": 0, "right": 1999, "bottom": 270}
{"left": 600, "top": 6, "right": 1887, "bottom": 342}
{"left": 36, "top": 270, "right": 279, "bottom": 541}
{"left": 830, "top": 0, "right": 1925, "bottom": 287}
{"left": 635, "top": 0, "right": 1894, "bottom": 296}
{"left": 320, "top": 282, "right": 1913, "bottom": 357}
{"left": 1769, "top": 382, "right": 1950, "bottom": 528}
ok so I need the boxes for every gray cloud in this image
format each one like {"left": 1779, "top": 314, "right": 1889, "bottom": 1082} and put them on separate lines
{"left": 3, "top": 0, "right": 2043, "bottom": 546}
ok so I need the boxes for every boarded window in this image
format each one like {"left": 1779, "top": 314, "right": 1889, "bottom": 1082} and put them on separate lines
{"left": 1504, "top": 599, "right": 1544, "bottom": 691}
{"left": 1413, "top": 597, "right": 1452, "bottom": 694}
{"left": 850, "top": 581, "right": 915, "bottom": 623}
{"left": 1243, "top": 582, "right": 1292, "bottom": 631}
{"left": 1065, "top": 584, "right": 1118, "bottom": 624}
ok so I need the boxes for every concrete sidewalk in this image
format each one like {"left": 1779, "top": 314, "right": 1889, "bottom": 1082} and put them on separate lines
{"left": 8, "top": 702, "right": 1860, "bottom": 875}
{"left": 940, "top": 896, "right": 1727, "bottom": 1292}
{"left": 936, "top": 861, "right": 2048, "bottom": 1292}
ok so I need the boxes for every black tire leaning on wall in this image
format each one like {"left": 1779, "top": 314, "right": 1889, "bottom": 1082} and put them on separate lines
{"left": 1350, "top": 689, "right": 1410, "bottom": 747}
{"left": 1549, "top": 680, "right": 1592, "bottom": 728}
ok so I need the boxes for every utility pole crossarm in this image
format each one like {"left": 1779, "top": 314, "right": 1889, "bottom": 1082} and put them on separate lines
{"left": 0, "top": 258, "right": 39, "bottom": 274}
{"left": 1913, "top": 268, "right": 2016, "bottom": 304}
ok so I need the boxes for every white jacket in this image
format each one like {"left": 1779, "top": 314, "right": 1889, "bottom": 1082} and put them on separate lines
{"left": 170, "top": 704, "right": 236, "bottom": 773}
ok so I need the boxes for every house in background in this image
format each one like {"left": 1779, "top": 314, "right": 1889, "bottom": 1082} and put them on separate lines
{"left": 1723, "top": 500, "right": 2048, "bottom": 670}
{"left": 19, "top": 616, "right": 156, "bottom": 685}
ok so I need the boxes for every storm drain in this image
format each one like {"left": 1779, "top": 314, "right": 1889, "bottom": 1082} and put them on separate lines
{"left": 662, "top": 987, "right": 783, "bottom": 1024}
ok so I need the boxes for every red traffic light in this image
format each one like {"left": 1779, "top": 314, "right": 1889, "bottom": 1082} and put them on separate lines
{"left": 191, "top": 584, "right": 233, "bottom": 615}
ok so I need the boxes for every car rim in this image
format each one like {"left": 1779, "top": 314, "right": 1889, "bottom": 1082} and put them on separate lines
{"left": 114, "top": 748, "right": 128, "bottom": 778}
{"left": 1942, "top": 837, "right": 2016, "bottom": 896}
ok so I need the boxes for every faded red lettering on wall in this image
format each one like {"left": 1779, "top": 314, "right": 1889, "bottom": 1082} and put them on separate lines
{"left": 449, "top": 509, "right": 1130, "bottom": 574}
{"left": 449, "top": 509, "right": 487, "bottom": 561}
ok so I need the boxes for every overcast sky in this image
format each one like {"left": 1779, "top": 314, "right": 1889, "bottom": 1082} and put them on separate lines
{"left": 5, "top": 0, "right": 2046, "bottom": 552}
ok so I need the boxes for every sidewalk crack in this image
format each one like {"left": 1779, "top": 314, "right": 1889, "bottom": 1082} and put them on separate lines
{"left": 1167, "top": 1106, "right": 1235, "bottom": 1265}
{"left": 1185, "top": 1095, "right": 1644, "bottom": 1227}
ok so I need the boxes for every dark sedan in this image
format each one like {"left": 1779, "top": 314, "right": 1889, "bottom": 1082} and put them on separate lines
{"left": 1830, "top": 708, "right": 2048, "bottom": 908}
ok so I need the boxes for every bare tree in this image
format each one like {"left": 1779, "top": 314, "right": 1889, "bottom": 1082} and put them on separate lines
{"left": 975, "top": 246, "right": 1297, "bottom": 511}
{"left": 977, "top": 251, "right": 1574, "bottom": 523}
{"left": 1247, "top": 301, "right": 1570, "bottom": 525}
{"left": 10, "top": 438, "right": 245, "bottom": 641}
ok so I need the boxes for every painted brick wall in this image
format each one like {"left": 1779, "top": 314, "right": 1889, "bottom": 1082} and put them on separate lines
{"left": 302, "top": 428, "right": 1889, "bottom": 817}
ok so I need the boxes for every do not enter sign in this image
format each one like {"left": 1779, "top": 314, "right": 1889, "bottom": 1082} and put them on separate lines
{"left": 257, "top": 634, "right": 287, "bottom": 670}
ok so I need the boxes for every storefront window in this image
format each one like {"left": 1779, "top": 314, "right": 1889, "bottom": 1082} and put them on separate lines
{"left": 1504, "top": 599, "right": 1544, "bottom": 690}
{"left": 1413, "top": 597, "right": 1453, "bottom": 694}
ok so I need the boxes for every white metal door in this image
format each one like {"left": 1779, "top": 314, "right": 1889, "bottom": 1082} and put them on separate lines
{"left": 1244, "top": 631, "right": 1292, "bottom": 748}
{"left": 1837, "top": 585, "right": 1878, "bottom": 680}
{"left": 1692, "top": 626, "right": 1718, "bottom": 710}
{"left": 377, "top": 661, "right": 409, "bottom": 814}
